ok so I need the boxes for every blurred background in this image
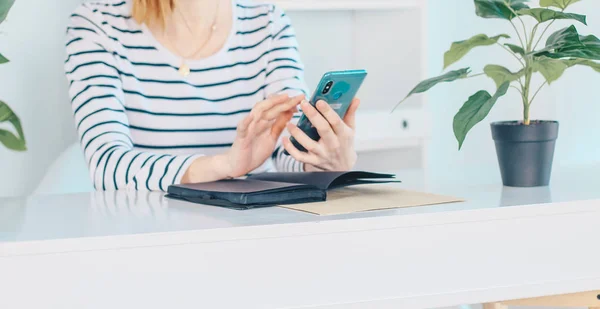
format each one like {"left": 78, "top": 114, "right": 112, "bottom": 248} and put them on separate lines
{"left": 0, "top": 0, "right": 599, "bottom": 198}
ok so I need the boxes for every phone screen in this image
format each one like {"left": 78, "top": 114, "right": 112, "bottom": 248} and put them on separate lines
{"left": 288, "top": 70, "right": 367, "bottom": 153}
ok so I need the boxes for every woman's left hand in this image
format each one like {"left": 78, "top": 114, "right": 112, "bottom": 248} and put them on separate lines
{"left": 283, "top": 98, "right": 360, "bottom": 172}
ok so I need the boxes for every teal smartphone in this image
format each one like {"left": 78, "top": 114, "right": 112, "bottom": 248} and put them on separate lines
{"left": 285, "top": 70, "right": 368, "bottom": 154}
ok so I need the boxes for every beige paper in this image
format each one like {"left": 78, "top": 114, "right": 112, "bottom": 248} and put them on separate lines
{"left": 283, "top": 185, "right": 464, "bottom": 216}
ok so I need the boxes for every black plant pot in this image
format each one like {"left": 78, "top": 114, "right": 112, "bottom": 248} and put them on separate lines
{"left": 491, "top": 121, "right": 559, "bottom": 187}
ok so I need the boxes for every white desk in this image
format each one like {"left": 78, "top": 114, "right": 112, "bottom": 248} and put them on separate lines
{"left": 1, "top": 165, "right": 600, "bottom": 309}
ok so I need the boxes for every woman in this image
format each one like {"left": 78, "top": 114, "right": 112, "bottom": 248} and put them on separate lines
{"left": 65, "top": 0, "right": 360, "bottom": 191}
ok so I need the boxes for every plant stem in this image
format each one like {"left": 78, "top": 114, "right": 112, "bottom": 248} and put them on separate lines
{"left": 504, "top": 1, "right": 529, "bottom": 43}
{"left": 522, "top": 57, "right": 533, "bottom": 125}
{"left": 521, "top": 21, "right": 529, "bottom": 44}
{"left": 502, "top": 0, "right": 544, "bottom": 125}
{"left": 532, "top": 7, "right": 566, "bottom": 51}
{"left": 531, "top": 24, "right": 539, "bottom": 41}
{"left": 529, "top": 23, "right": 539, "bottom": 52}
{"left": 529, "top": 81, "right": 548, "bottom": 106}
{"left": 510, "top": 85, "right": 523, "bottom": 96}
{"left": 497, "top": 42, "right": 525, "bottom": 66}
{"left": 509, "top": 20, "right": 527, "bottom": 51}
{"left": 532, "top": 20, "right": 556, "bottom": 51}
{"left": 522, "top": 7, "right": 564, "bottom": 125}
{"left": 465, "top": 73, "right": 485, "bottom": 79}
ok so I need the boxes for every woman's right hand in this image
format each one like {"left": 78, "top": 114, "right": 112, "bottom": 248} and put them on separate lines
{"left": 218, "top": 93, "right": 304, "bottom": 178}
{"left": 182, "top": 94, "right": 303, "bottom": 184}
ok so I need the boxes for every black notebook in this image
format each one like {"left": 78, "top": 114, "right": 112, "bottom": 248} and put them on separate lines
{"left": 167, "top": 171, "right": 399, "bottom": 210}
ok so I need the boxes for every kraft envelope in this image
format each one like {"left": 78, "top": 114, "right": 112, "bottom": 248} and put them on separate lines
{"left": 282, "top": 185, "right": 464, "bottom": 216}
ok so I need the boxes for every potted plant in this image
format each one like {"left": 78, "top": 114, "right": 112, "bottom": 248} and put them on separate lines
{"left": 394, "top": 0, "right": 600, "bottom": 187}
{"left": 0, "top": 0, "right": 26, "bottom": 152}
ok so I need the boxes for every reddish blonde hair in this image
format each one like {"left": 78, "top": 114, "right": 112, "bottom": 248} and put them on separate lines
{"left": 132, "top": 0, "right": 175, "bottom": 28}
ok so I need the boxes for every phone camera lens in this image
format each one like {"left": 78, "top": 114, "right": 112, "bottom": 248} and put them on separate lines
{"left": 322, "top": 81, "right": 333, "bottom": 94}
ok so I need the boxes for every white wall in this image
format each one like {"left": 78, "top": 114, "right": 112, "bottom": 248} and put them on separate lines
{"left": 426, "top": 0, "right": 600, "bottom": 176}
{"left": 0, "top": 0, "right": 82, "bottom": 197}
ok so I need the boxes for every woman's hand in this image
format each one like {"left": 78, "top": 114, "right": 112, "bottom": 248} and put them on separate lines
{"left": 283, "top": 98, "right": 360, "bottom": 172}
{"left": 221, "top": 93, "right": 304, "bottom": 178}
{"left": 182, "top": 94, "right": 303, "bottom": 183}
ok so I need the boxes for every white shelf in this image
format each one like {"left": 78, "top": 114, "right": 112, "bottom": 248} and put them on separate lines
{"left": 354, "top": 109, "right": 429, "bottom": 153}
{"left": 260, "top": 0, "right": 421, "bottom": 11}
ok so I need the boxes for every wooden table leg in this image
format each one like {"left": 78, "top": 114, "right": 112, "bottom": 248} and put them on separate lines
{"left": 483, "top": 290, "right": 600, "bottom": 308}
{"left": 483, "top": 303, "right": 508, "bottom": 309}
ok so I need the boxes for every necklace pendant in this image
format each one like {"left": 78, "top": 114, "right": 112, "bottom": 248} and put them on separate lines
{"left": 179, "top": 63, "right": 191, "bottom": 77}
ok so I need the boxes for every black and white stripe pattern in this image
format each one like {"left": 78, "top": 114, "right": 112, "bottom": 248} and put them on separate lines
{"left": 65, "top": 0, "right": 307, "bottom": 191}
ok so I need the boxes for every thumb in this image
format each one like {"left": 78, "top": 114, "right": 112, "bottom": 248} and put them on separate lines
{"left": 271, "top": 110, "right": 294, "bottom": 140}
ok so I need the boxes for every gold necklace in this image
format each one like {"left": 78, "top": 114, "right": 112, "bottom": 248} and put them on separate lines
{"left": 169, "top": 1, "right": 220, "bottom": 77}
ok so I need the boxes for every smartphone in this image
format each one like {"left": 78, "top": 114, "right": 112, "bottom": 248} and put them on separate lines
{"left": 286, "top": 70, "right": 368, "bottom": 154}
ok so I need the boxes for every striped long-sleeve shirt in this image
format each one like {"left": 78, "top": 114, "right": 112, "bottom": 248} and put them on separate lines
{"left": 65, "top": 0, "right": 308, "bottom": 191}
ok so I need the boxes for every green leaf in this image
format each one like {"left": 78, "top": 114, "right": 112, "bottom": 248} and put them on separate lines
{"left": 569, "top": 34, "right": 600, "bottom": 60}
{"left": 444, "top": 34, "right": 510, "bottom": 69}
{"left": 474, "top": 0, "right": 530, "bottom": 20}
{"left": 562, "top": 58, "right": 600, "bottom": 73}
{"left": 0, "top": 129, "right": 26, "bottom": 151}
{"left": 484, "top": 65, "right": 525, "bottom": 88}
{"left": 393, "top": 68, "right": 471, "bottom": 111}
{"left": 535, "top": 26, "right": 600, "bottom": 60}
{"left": 544, "top": 25, "right": 583, "bottom": 51}
{"left": 0, "top": 100, "right": 26, "bottom": 151}
{"left": 0, "top": 0, "right": 16, "bottom": 23}
{"left": 505, "top": 43, "right": 525, "bottom": 56}
{"left": 539, "top": 0, "right": 581, "bottom": 10}
{"left": 453, "top": 82, "right": 510, "bottom": 150}
{"left": 517, "top": 8, "right": 586, "bottom": 25}
{"left": 534, "top": 25, "right": 583, "bottom": 55}
{"left": 532, "top": 57, "right": 568, "bottom": 84}
{"left": 0, "top": 52, "right": 8, "bottom": 64}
